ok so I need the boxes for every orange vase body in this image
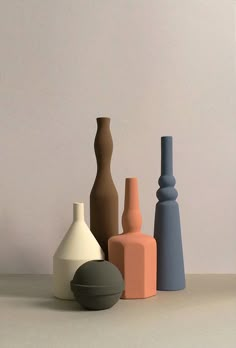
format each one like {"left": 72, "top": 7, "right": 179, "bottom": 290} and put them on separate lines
{"left": 108, "top": 178, "right": 157, "bottom": 299}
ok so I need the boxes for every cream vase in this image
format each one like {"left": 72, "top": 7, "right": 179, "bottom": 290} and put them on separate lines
{"left": 53, "top": 202, "right": 104, "bottom": 299}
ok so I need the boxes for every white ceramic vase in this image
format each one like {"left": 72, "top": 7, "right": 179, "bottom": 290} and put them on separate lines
{"left": 53, "top": 202, "right": 104, "bottom": 299}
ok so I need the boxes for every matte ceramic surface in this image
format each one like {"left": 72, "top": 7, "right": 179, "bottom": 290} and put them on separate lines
{"left": 53, "top": 203, "right": 104, "bottom": 300}
{"left": 90, "top": 117, "right": 118, "bottom": 259}
{"left": 108, "top": 178, "right": 157, "bottom": 299}
{"left": 154, "top": 136, "right": 185, "bottom": 291}
{"left": 71, "top": 260, "right": 124, "bottom": 310}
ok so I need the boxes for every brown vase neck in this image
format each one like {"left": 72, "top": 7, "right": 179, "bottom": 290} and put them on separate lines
{"left": 95, "top": 117, "right": 113, "bottom": 170}
{"left": 96, "top": 117, "right": 110, "bottom": 127}
{"left": 122, "top": 178, "right": 142, "bottom": 233}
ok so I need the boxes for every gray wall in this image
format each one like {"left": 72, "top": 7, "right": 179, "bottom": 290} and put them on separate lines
{"left": 0, "top": 0, "right": 235, "bottom": 273}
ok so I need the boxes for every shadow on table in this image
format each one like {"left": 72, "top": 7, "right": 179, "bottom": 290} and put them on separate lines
{"left": 33, "top": 298, "right": 86, "bottom": 312}
{"left": 0, "top": 275, "right": 89, "bottom": 312}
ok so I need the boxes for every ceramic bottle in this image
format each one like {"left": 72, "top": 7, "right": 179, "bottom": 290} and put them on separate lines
{"left": 90, "top": 117, "right": 118, "bottom": 259}
{"left": 154, "top": 136, "right": 185, "bottom": 290}
{"left": 108, "top": 178, "right": 156, "bottom": 299}
{"left": 53, "top": 202, "right": 104, "bottom": 300}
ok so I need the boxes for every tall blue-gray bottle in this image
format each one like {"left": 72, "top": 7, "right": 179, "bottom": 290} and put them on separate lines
{"left": 154, "top": 136, "right": 185, "bottom": 290}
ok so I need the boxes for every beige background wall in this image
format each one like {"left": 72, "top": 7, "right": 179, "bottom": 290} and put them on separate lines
{"left": 0, "top": 0, "right": 235, "bottom": 273}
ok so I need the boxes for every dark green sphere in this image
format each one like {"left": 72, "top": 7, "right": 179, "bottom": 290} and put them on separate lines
{"left": 71, "top": 260, "right": 124, "bottom": 310}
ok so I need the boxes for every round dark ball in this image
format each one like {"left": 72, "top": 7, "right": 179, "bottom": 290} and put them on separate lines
{"left": 71, "top": 260, "right": 124, "bottom": 310}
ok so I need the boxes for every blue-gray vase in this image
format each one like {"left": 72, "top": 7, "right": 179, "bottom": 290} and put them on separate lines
{"left": 154, "top": 136, "right": 185, "bottom": 291}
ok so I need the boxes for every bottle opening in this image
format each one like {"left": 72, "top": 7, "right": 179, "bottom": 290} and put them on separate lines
{"left": 96, "top": 117, "right": 111, "bottom": 124}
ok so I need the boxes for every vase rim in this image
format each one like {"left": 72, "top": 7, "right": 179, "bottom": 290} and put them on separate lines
{"left": 161, "top": 135, "right": 172, "bottom": 139}
{"left": 96, "top": 116, "right": 110, "bottom": 121}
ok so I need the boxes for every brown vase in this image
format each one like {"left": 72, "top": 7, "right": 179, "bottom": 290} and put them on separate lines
{"left": 108, "top": 178, "right": 157, "bottom": 299}
{"left": 90, "top": 117, "right": 119, "bottom": 259}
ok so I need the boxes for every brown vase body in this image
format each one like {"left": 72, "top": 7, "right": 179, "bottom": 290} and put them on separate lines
{"left": 108, "top": 178, "right": 157, "bottom": 299}
{"left": 90, "top": 117, "right": 118, "bottom": 259}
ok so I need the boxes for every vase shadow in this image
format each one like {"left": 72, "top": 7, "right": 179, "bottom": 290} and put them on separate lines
{"left": 33, "top": 298, "right": 85, "bottom": 312}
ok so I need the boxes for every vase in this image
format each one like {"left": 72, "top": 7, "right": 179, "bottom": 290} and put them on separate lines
{"left": 90, "top": 117, "right": 118, "bottom": 259}
{"left": 108, "top": 178, "right": 156, "bottom": 299}
{"left": 154, "top": 136, "right": 185, "bottom": 290}
{"left": 71, "top": 260, "right": 124, "bottom": 310}
{"left": 53, "top": 202, "right": 104, "bottom": 300}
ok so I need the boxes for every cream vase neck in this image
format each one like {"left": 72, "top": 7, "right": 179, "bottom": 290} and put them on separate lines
{"left": 73, "top": 202, "right": 84, "bottom": 222}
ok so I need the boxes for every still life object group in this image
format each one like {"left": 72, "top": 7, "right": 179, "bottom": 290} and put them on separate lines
{"left": 53, "top": 117, "right": 185, "bottom": 310}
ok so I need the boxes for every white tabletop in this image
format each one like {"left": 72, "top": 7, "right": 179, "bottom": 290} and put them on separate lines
{"left": 0, "top": 275, "right": 235, "bottom": 348}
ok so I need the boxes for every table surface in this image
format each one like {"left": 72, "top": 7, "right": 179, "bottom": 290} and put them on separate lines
{"left": 0, "top": 275, "right": 235, "bottom": 348}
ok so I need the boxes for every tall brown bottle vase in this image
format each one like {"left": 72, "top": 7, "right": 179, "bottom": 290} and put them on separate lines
{"left": 90, "top": 117, "right": 118, "bottom": 259}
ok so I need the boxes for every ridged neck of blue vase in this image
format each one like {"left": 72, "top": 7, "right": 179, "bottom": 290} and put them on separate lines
{"left": 161, "top": 136, "right": 173, "bottom": 176}
{"left": 157, "top": 136, "right": 178, "bottom": 202}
